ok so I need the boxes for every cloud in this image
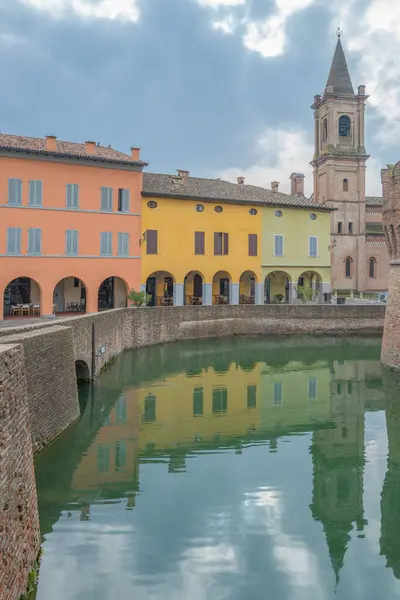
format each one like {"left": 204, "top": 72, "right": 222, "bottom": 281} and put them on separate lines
{"left": 212, "top": 15, "right": 236, "bottom": 34}
{"left": 19, "top": 0, "right": 140, "bottom": 21}
{"left": 197, "top": 0, "right": 245, "bottom": 6}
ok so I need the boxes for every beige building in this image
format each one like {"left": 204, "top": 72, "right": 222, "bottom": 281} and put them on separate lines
{"left": 311, "top": 35, "right": 388, "bottom": 293}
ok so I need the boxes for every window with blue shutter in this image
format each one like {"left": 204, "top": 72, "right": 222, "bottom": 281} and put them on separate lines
{"left": 274, "top": 234, "right": 283, "bottom": 257}
{"left": 117, "top": 232, "right": 129, "bottom": 256}
{"left": 65, "top": 230, "right": 79, "bottom": 255}
{"left": 118, "top": 188, "right": 130, "bottom": 212}
{"left": 308, "top": 377, "right": 317, "bottom": 400}
{"left": 309, "top": 236, "right": 318, "bottom": 257}
{"left": 6, "top": 228, "right": 22, "bottom": 255}
{"left": 273, "top": 382, "right": 283, "bottom": 404}
{"left": 100, "top": 187, "right": 113, "bottom": 211}
{"left": 100, "top": 232, "right": 112, "bottom": 255}
{"left": 66, "top": 184, "right": 79, "bottom": 208}
{"left": 28, "top": 228, "right": 42, "bottom": 255}
{"left": 8, "top": 178, "right": 22, "bottom": 205}
{"left": 28, "top": 180, "right": 43, "bottom": 206}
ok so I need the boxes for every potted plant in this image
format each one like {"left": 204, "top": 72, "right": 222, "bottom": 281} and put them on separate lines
{"left": 275, "top": 294, "right": 284, "bottom": 303}
{"left": 296, "top": 285, "right": 314, "bottom": 304}
{"left": 127, "top": 289, "right": 151, "bottom": 307}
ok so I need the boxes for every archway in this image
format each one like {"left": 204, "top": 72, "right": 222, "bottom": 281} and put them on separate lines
{"left": 3, "top": 277, "right": 42, "bottom": 319}
{"left": 75, "top": 360, "right": 90, "bottom": 382}
{"left": 146, "top": 271, "right": 175, "bottom": 306}
{"left": 53, "top": 277, "right": 87, "bottom": 314}
{"left": 239, "top": 271, "right": 257, "bottom": 304}
{"left": 184, "top": 271, "right": 204, "bottom": 305}
{"left": 98, "top": 277, "right": 128, "bottom": 311}
{"left": 265, "top": 271, "right": 291, "bottom": 304}
{"left": 297, "top": 271, "right": 322, "bottom": 302}
{"left": 212, "top": 271, "right": 231, "bottom": 304}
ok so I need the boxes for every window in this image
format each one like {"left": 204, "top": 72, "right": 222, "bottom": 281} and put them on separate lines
{"left": 8, "top": 178, "right": 22, "bottom": 205}
{"left": 147, "top": 200, "right": 157, "bottom": 209}
{"left": 249, "top": 208, "right": 257, "bottom": 215}
{"left": 194, "top": 231, "right": 205, "bottom": 255}
{"left": 97, "top": 445, "right": 110, "bottom": 472}
{"left": 338, "top": 222, "right": 343, "bottom": 234}
{"left": 115, "top": 441, "right": 126, "bottom": 469}
{"left": 146, "top": 229, "right": 158, "bottom": 254}
{"left": 28, "top": 180, "right": 43, "bottom": 206}
{"left": 343, "top": 178, "right": 349, "bottom": 192}
{"left": 273, "top": 382, "right": 282, "bottom": 404}
{"left": 308, "top": 377, "right": 317, "bottom": 400}
{"left": 347, "top": 381, "right": 352, "bottom": 395}
{"left": 143, "top": 394, "right": 156, "bottom": 422}
{"left": 309, "top": 236, "right": 318, "bottom": 257}
{"left": 310, "top": 213, "right": 317, "bottom": 220}
{"left": 345, "top": 257, "right": 352, "bottom": 278}
{"left": 117, "top": 232, "right": 130, "bottom": 256}
{"left": 28, "top": 228, "right": 42, "bottom": 255}
{"left": 195, "top": 204, "right": 204, "bottom": 212}
{"left": 275, "top": 210, "right": 283, "bottom": 217}
{"left": 248, "top": 234, "right": 258, "bottom": 256}
{"left": 100, "top": 231, "right": 112, "bottom": 256}
{"left": 348, "top": 222, "right": 353, "bottom": 234}
{"left": 66, "top": 184, "right": 79, "bottom": 208}
{"left": 118, "top": 188, "right": 130, "bottom": 212}
{"left": 339, "top": 115, "right": 351, "bottom": 137}
{"left": 193, "top": 387, "right": 203, "bottom": 416}
{"left": 322, "top": 118, "right": 328, "bottom": 141}
{"left": 212, "top": 387, "right": 227, "bottom": 413}
{"left": 6, "top": 228, "right": 21, "bottom": 255}
{"left": 337, "top": 382, "right": 342, "bottom": 394}
{"left": 100, "top": 186, "right": 113, "bottom": 211}
{"left": 247, "top": 385, "right": 257, "bottom": 409}
{"left": 369, "top": 257, "right": 376, "bottom": 278}
{"left": 65, "top": 230, "right": 79, "bottom": 255}
{"left": 274, "top": 234, "right": 284, "bottom": 257}
{"left": 214, "top": 232, "right": 229, "bottom": 255}
{"left": 214, "top": 205, "right": 223, "bottom": 213}
{"left": 116, "top": 396, "right": 127, "bottom": 424}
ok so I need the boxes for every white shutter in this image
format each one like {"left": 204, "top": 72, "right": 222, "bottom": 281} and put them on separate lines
{"left": 72, "top": 184, "right": 79, "bottom": 207}
{"left": 309, "top": 236, "right": 317, "bottom": 257}
{"left": 35, "top": 229, "right": 42, "bottom": 254}
{"left": 118, "top": 233, "right": 129, "bottom": 255}
{"left": 7, "top": 228, "right": 15, "bottom": 254}
{"left": 8, "top": 178, "right": 22, "bottom": 205}
{"left": 100, "top": 187, "right": 108, "bottom": 210}
{"left": 101, "top": 232, "right": 112, "bottom": 255}
{"left": 107, "top": 188, "right": 113, "bottom": 211}
{"left": 274, "top": 235, "right": 283, "bottom": 257}
{"left": 122, "top": 189, "right": 130, "bottom": 212}
{"left": 72, "top": 230, "right": 78, "bottom": 254}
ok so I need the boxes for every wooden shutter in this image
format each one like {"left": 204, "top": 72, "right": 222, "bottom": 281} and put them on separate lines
{"left": 107, "top": 188, "right": 113, "bottom": 211}
{"left": 275, "top": 235, "right": 283, "bottom": 256}
{"left": 66, "top": 230, "right": 71, "bottom": 254}
{"left": 35, "top": 229, "right": 42, "bottom": 254}
{"left": 8, "top": 178, "right": 22, "bottom": 205}
{"left": 146, "top": 229, "right": 158, "bottom": 254}
{"left": 223, "top": 233, "right": 229, "bottom": 255}
{"left": 122, "top": 189, "right": 130, "bottom": 212}
{"left": 101, "top": 187, "right": 113, "bottom": 210}
{"left": 309, "top": 236, "right": 317, "bottom": 257}
{"left": 195, "top": 231, "right": 205, "bottom": 255}
{"left": 118, "top": 233, "right": 129, "bottom": 255}
{"left": 7, "top": 228, "right": 21, "bottom": 254}
{"left": 214, "top": 232, "right": 222, "bottom": 255}
{"left": 248, "top": 234, "right": 257, "bottom": 256}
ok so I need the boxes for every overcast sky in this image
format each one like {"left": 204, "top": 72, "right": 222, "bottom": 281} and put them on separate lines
{"left": 0, "top": 0, "right": 399, "bottom": 195}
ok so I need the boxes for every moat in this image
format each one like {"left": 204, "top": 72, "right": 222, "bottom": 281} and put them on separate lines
{"left": 34, "top": 336, "right": 400, "bottom": 599}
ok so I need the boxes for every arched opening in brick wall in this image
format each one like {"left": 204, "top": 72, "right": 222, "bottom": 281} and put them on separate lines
{"left": 53, "top": 277, "right": 87, "bottom": 314}
{"left": 75, "top": 360, "right": 90, "bottom": 382}
{"left": 98, "top": 277, "right": 128, "bottom": 311}
{"left": 3, "top": 276, "right": 42, "bottom": 319}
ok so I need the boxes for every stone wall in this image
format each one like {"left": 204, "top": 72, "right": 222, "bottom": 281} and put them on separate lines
{"left": 0, "top": 344, "right": 40, "bottom": 600}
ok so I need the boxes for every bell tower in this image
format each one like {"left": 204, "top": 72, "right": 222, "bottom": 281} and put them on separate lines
{"left": 311, "top": 30, "right": 370, "bottom": 293}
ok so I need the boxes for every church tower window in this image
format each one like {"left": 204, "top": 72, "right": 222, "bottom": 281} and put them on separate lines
{"left": 322, "top": 118, "right": 328, "bottom": 142}
{"left": 343, "top": 178, "right": 349, "bottom": 192}
{"left": 345, "top": 257, "right": 352, "bottom": 278}
{"left": 369, "top": 257, "right": 376, "bottom": 278}
{"left": 339, "top": 115, "right": 351, "bottom": 137}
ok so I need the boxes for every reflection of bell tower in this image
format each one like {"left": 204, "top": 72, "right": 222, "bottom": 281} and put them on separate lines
{"left": 310, "top": 381, "right": 365, "bottom": 583}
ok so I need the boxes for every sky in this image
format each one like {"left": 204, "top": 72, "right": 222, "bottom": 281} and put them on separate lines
{"left": 0, "top": 0, "right": 399, "bottom": 196}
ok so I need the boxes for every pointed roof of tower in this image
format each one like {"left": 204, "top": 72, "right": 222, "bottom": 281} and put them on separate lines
{"left": 325, "top": 37, "right": 354, "bottom": 96}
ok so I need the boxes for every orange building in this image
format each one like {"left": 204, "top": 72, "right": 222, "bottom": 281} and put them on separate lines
{"left": 0, "top": 134, "right": 147, "bottom": 320}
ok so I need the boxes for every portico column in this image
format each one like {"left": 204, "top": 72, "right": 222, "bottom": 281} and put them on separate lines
{"left": 229, "top": 282, "right": 240, "bottom": 305}
{"left": 173, "top": 283, "right": 184, "bottom": 306}
{"left": 255, "top": 282, "right": 264, "bottom": 305}
{"left": 41, "top": 286, "right": 56, "bottom": 319}
{"left": 288, "top": 282, "right": 295, "bottom": 304}
{"left": 202, "top": 283, "right": 212, "bottom": 306}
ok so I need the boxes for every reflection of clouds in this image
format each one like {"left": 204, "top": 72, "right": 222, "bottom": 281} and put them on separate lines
{"left": 242, "top": 487, "right": 327, "bottom": 600}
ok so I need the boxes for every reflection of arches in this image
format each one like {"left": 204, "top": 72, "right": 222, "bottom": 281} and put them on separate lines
{"left": 239, "top": 271, "right": 257, "bottom": 304}
{"left": 339, "top": 115, "right": 351, "bottom": 137}
{"left": 184, "top": 271, "right": 204, "bottom": 305}
{"left": 146, "top": 271, "right": 175, "bottom": 306}
{"left": 212, "top": 271, "right": 231, "bottom": 305}
{"left": 369, "top": 257, "right": 377, "bottom": 279}
{"left": 3, "top": 276, "right": 42, "bottom": 318}
{"left": 53, "top": 277, "right": 87, "bottom": 313}
{"left": 265, "top": 271, "right": 291, "bottom": 304}
{"left": 98, "top": 277, "right": 128, "bottom": 310}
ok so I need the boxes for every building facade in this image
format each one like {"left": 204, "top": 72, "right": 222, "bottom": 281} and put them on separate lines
{"left": 311, "top": 35, "right": 388, "bottom": 294}
{"left": 141, "top": 170, "right": 332, "bottom": 306}
{"left": 0, "top": 134, "right": 146, "bottom": 320}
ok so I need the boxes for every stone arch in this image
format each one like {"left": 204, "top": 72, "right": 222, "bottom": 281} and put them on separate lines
{"left": 239, "top": 271, "right": 258, "bottom": 304}
{"left": 98, "top": 276, "right": 129, "bottom": 311}
{"left": 53, "top": 276, "right": 88, "bottom": 314}
{"left": 184, "top": 270, "right": 205, "bottom": 305}
{"left": 264, "top": 271, "right": 291, "bottom": 304}
{"left": 297, "top": 270, "right": 323, "bottom": 302}
{"left": 3, "top": 276, "right": 42, "bottom": 319}
{"left": 212, "top": 271, "right": 231, "bottom": 304}
{"left": 368, "top": 257, "right": 377, "bottom": 279}
{"left": 145, "top": 271, "right": 175, "bottom": 306}
{"left": 75, "top": 359, "right": 90, "bottom": 382}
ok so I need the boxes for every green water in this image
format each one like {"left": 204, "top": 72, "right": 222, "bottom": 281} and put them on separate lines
{"left": 34, "top": 336, "right": 400, "bottom": 599}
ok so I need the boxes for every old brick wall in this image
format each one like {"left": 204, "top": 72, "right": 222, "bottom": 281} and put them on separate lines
{"left": 0, "top": 344, "right": 40, "bottom": 600}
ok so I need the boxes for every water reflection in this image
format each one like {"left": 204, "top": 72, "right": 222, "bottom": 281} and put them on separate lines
{"left": 34, "top": 337, "right": 400, "bottom": 600}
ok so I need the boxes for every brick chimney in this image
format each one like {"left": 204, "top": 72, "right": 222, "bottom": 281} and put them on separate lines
{"left": 237, "top": 176, "right": 245, "bottom": 185}
{"left": 358, "top": 85, "right": 366, "bottom": 96}
{"left": 271, "top": 181, "right": 279, "bottom": 194}
{"left": 177, "top": 169, "right": 189, "bottom": 184}
{"left": 290, "top": 173, "right": 305, "bottom": 196}
{"left": 45, "top": 135, "right": 57, "bottom": 151}
{"left": 85, "top": 141, "right": 96, "bottom": 155}
{"left": 131, "top": 147, "right": 140, "bottom": 161}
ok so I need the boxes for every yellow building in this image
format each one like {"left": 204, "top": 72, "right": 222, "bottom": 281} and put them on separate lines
{"left": 140, "top": 170, "right": 333, "bottom": 305}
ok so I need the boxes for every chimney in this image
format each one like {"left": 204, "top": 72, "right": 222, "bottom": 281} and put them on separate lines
{"left": 131, "top": 147, "right": 140, "bottom": 161}
{"left": 290, "top": 173, "right": 305, "bottom": 196}
{"left": 45, "top": 135, "right": 57, "bottom": 152}
{"left": 271, "top": 181, "right": 279, "bottom": 194}
{"left": 358, "top": 84, "right": 366, "bottom": 96}
{"left": 313, "top": 94, "right": 321, "bottom": 105}
{"left": 85, "top": 141, "right": 96, "bottom": 155}
{"left": 177, "top": 169, "right": 189, "bottom": 184}
{"left": 237, "top": 176, "right": 245, "bottom": 185}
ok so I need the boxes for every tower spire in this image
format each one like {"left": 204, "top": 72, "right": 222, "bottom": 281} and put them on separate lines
{"left": 325, "top": 34, "right": 354, "bottom": 96}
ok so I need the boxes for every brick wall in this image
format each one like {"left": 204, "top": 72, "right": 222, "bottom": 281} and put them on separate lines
{"left": 0, "top": 344, "right": 40, "bottom": 600}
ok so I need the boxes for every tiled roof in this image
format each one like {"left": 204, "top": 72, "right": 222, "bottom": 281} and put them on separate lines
{"left": 0, "top": 133, "right": 148, "bottom": 166}
{"left": 142, "top": 172, "right": 333, "bottom": 211}
{"left": 366, "top": 196, "right": 383, "bottom": 206}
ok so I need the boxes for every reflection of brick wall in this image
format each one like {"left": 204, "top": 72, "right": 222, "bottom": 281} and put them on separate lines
{"left": 0, "top": 344, "right": 40, "bottom": 600}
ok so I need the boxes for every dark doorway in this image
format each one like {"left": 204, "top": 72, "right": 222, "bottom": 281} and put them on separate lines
{"left": 4, "top": 277, "right": 31, "bottom": 316}
{"left": 146, "top": 277, "right": 156, "bottom": 306}
{"left": 193, "top": 274, "right": 202, "bottom": 298}
{"left": 164, "top": 277, "right": 173, "bottom": 299}
{"left": 220, "top": 278, "right": 229, "bottom": 300}
{"left": 98, "top": 277, "right": 114, "bottom": 310}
